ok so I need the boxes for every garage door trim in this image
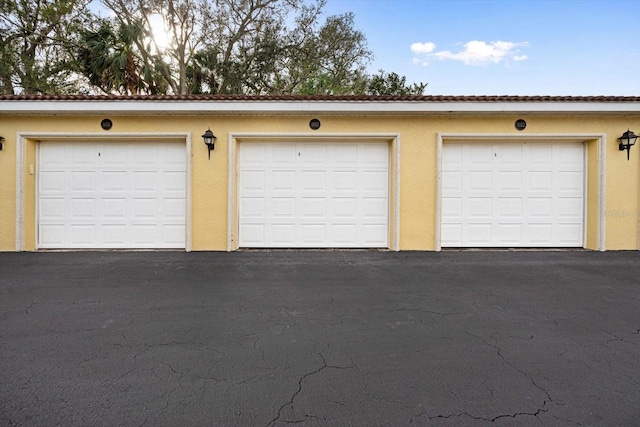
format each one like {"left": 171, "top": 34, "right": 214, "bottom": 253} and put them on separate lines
{"left": 435, "top": 133, "right": 606, "bottom": 251}
{"left": 228, "top": 133, "right": 401, "bottom": 251}
{"left": 16, "top": 132, "right": 192, "bottom": 251}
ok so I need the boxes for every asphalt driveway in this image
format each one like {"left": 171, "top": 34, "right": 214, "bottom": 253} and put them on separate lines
{"left": 1, "top": 250, "right": 639, "bottom": 426}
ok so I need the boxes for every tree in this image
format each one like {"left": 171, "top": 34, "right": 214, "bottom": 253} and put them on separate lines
{"left": 3, "top": 0, "right": 428, "bottom": 95}
{"left": 278, "top": 11, "right": 372, "bottom": 95}
{"left": 0, "top": 0, "right": 91, "bottom": 94}
{"left": 96, "top": 0, "right": 379, "bottom": 95}
{"left": 366, "top": 70, "right": 427, "bottom": 95}
{"left": 78, "top": 19, "right": 169, "bottom": 94}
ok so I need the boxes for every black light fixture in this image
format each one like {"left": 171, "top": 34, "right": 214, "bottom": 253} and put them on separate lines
{"left": 618, "top": 129, "right": 638, "bottom": 161}
{"left": 202, "top": 128, "right": 216, "bottom": 160}
{"left": 0, "top": 136, "right": 4, "bottom": 151}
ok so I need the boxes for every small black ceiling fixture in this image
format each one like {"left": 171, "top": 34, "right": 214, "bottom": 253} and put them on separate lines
{"left": 515, "top": 119, "right": 527, "bottom": 131}
{"left": 309, "top": 118, "right": 321, "bottom": 130}
{"left": 101, "top": 118, "right": 113, "bottom": 130}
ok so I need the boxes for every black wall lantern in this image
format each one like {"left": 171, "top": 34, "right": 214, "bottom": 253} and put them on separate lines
{"left": 618, "top": 129, "right": 638, "bottom": 161}
{"left": 202, "top": 128, "right": 216, "bottom": 160}
{"left": 0, "top": 136, "right": 4, "bottom": 151}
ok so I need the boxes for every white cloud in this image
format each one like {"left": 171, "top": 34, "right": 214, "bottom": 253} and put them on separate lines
{"left": 410, "top": 42, "right": 436, "bottom": 54}
{"left": 411, "top": 40, "right": 529, "bottom": 66}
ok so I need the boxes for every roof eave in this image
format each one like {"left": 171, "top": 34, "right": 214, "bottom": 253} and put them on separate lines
{"left": 1, "top": 99, "right": 640, "bottom": 115}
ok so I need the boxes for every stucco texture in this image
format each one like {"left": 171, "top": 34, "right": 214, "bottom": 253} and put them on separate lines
{"left": 0, "top": 112, "right": 639, "bottom": 251}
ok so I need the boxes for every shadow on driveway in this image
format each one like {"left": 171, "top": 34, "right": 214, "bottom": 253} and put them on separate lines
{"left": 1, "top": 250, "right": 639, "bottom": 426}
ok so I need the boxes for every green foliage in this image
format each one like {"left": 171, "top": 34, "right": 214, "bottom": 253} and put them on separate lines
{"left": 366, "top": 70, "right": 428, "bottom": 96}
{"left": 2, "top": 0, "right": 428, "bottom": 95}
{"left": 0, "top": 0, "right": 92, "bottom": 94}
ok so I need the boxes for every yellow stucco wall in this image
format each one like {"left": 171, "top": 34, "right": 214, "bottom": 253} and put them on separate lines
{"left": 0, "top": 112, "right": 638, "bottom": 251}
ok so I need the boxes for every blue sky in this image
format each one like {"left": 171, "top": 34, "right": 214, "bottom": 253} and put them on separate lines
{"left": 322, "top": 0, "right": 640, "bottom": 96}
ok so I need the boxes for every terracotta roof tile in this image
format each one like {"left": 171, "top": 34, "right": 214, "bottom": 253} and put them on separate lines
{"left": 1, "top": 94, "right": 639, "bottom": 102}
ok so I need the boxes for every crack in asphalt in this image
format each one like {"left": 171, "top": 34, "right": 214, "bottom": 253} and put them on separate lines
{"left": 407, "top": 331, "right": 558, "bottom": 423}
{"left": 422, "top": 405, "right": 549, "bottom": 422}
{"left": 465, "top": 331, "right": 555, "bottom": 404}
{"left": 266, "top": 353, "right": 353, "bottom": 426}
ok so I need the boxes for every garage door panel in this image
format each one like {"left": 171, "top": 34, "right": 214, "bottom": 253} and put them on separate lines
{"left": 362, "top": 171, "right": 387, "bottom": 192}
{"left": 442, "top": 224, "right": 462, "bottom": 245}
{"left": 241, "top": 170, "right": 266, "bottom": 191}
{"left": 362, "top": 223, "right": 387, "bottom": 241}
{"left": 164, "top": 171, "right": 186, "bottom": 191}
{"left": 530, "top": 172, "right": 553, "bottom": 191}
{"left": 71, "top": 225, "right": 95, "bottom": 245}
{"left": 72, "top": 144, "right": 97, "bottom": 165}
{"left": 301, "top": 145, "right": 327, "bottom": 164}
{"left": 360, "top": 144, "right": 389, "bottom": 166}
{"left": 559, "top": 171, "right": 583, "bottom": 191}
{"left": 272, "top": 224, "right": 295, "bottom": 244}
{"left": 469, "top": 197, "right": 492, "bottom": 218}
{"left": 442, "top": 197, "right": 462, "bottom": 218}
{"left": 103, "top": 225, "right": 126, "bottom": 245}
{"left": 103, "top": 198, "right": 126, "bottom": 218}
{"left": 272, "top": 170, "right": 295, "bottom": 191}
{"left": 443, "top": 143, "right": 462, "bottom": 164}
{"left": 38, "top": 141, "right": 186, "bottom": 249}
{"left": 499, "top": 145, "right": 523, "bottom": 164}
{"left": 131, "top": 225, "right": 158, "bottom": 245}
{"left": 40, "top": 144, "right": 66, "bottom": 165}
{"left": 103, "top": 171, "right": 127, "bottom": 191}
{"left": 239, "top": 142, "right": 389, "bottom": 248}
{"left": 442, "top": 141, "right": 584, "bottom": 247}
{"left": 498, "top": 224, "right": 522, "bottom": 243}
{"left": 272, "top": 144, "right": 296, "bottom": 164}
{"left": 101, "top": 144, "right": 127, "bottom": 164}
{"left": 469, "top": 145, "right": 493, "bottom": 164}
{"left": 334, "top": 198, "right": 357, "bottom": 218}
{"left": 530, "top": 144, "right": 553, "bottom": 162}
{"left": 240, "top": 224, "right": 265, "bottom": 245}
{"left": 558, "top": 224, "right": 582, "bottom": 243}
{"left": 468, "top": 224, "right": 492, "bottom": 244}
{"left": 470, "top": 172, "right": 492, "bottom": 190}
{"left": 333, "top": 224, "right": 356, "bottom": 243}
{"left": 301, "top": 224, "right": 325, "bottom": 244}
{"left": 241, "top": 198, "right": 265, "bottom": 217}
{"left": 498, "top": 198, "right": 521, "bottom": 218}
{"left": 442, "top": 171, "right": 462, "bottom": 191}
{"left": 133, "top": 172, "right": 158, "bottom": 191}
{"left": 498, "top": 171, "right": 522, "bottom": 190}
{"left": 529, "top": 198, "right": 553, "bottom": 217}
{"left": 40, "top": 198, "right": 65, "bottom": 219}
{"left": 71, "top": 171, "right": 96, "bottom": 191}
{"left": 132, "top": 198, "right": 157, "bottom": 218}
{"left": 70, "top": 198, "right": 96, "bottom": 218}
{"left": 40, "top": 225, "right": 64, "bottom": 246}
{"left": 530, "top": 224, "right": 553, "bottom": 243}
{"left": 335, "top": 144, "right": 357, "bottom": 164}
{"left": 40, "top": 171, "right": 65, "bottom": 192}
{"left": 160, "top": 197, "right": 187, "bottom": 217}
{"left": 272, "top": 198, "right": 294, "bottom": 217}
{"left": 334, "top": 171, "right": 357, "bottom": 190}
{"left": 164, "top": 225, "right": 186, "bottom": 245}
{"left": 301, "top": 171, "right": 327, "bottom": 191}
{"left": 557, "top": 144, "right": 583, "bottom": 164}
{"left": 301, "top": 198, "right": 326, "bottom": 218}
{"left": 362, "top": 198, "right": 388, "bottom": 218}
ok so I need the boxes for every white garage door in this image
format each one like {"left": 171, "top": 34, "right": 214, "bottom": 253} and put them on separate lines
{"left": 239, "top": 142, "right": 389, "bottom": 248}
{"left": 442, "top": 142, "right": 584, "bottom": 247}
{"left": 38, "top": 141, "right": 186, "bottom": 249}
